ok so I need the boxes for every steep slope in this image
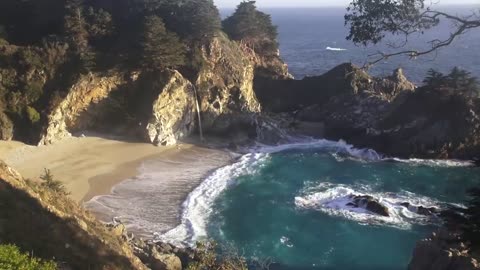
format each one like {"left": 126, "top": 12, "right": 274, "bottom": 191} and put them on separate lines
{"left": 0, "top": 160, "right": 147, "bottom": 270}
{"left": 409, "top": 229, "right": 480, "bottom": 270}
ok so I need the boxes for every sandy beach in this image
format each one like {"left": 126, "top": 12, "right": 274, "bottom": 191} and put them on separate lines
{"left": 0, "top": 136, "right": 231, "bottom": 204}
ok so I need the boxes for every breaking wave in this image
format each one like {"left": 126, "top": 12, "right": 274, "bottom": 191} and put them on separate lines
{"left": 155, "top": 153, "right": 269, "bottom": 245}
{"left": 156, "top": 139, "right": 472, "bottom": 246}
{"left": 295, "top": 182, "right": 443, "bottom": 229}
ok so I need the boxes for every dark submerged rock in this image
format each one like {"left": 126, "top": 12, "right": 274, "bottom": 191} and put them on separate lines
{"left": 347, "top": 195, "right": 390, "bottom": 217}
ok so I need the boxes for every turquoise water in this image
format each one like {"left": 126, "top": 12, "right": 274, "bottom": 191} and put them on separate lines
{"left": 201, "top": 145, "right": 480, "bottom": 270}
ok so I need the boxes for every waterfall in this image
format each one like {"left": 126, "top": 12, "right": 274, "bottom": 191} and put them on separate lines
{"left": 192, "top": 85, "right": 204, "bottom": 142}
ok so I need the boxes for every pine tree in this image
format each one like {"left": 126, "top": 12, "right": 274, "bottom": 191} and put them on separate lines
{"left": 423, "top": 69, "right": 446, "bottom": 88}
{"left": 222, "top": 1, "right": 278, "bottom": 55}
{"left": 64, "top": 0, "right": 88, "bottom": 54}
{"left": 141, "top": 15, "right": 186, "bottom": 70}
{"left": 171, "top": 0, "right": 221, "bottom": 42}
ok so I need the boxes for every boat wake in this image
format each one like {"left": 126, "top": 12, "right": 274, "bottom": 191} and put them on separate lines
{"left": 326, "top": 46, "right": 347, "bottom": 51}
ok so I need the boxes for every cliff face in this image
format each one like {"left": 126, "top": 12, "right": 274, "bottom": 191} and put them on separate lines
{"left": 0, "top": 160, "right": 147, "bottom": 270}
{"left": 29, "top": 33, "right": 290, "bottom": 146}
{"left": 255, "top": 62, "right": 480, "bottom": 159}
{"left": 254, "top": 63, "right": 412, "bottom": 113}
{"left": 39, "top": 73, "right": 126, "bottom": 145}
{"left": 409, "top": 229, "right": 480, "bottom": 270}
{"left": 145, "top": 70, "right": 196, "bottom": 146}
{"left": 195, "top": 35, "right": 261, "bottom": 136}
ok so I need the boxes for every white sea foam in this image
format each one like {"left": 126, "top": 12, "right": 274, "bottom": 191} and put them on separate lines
{"left": 254, "top": 139, "right": 383, "bottom": 161}
{"left": 156, "top": 153, "right": 269, "bottom": 246}
{"left": 326, "top": 46, "right": 347, "bottom": 51}
{"left": 295, "top": 182, "right": 443, "bottom": 229}
{"left": 280, "top": 236, "right": 294, "bottom": 248}
{"left": 390, "top": 158, "right": 474, "bottom": 167}
{"left": 157, "top": 138, "right": 472, "bottom": 246}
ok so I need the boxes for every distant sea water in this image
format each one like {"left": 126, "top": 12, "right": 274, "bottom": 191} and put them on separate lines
{"left": 224, "top": 6, "right": 480, "bottom": 82}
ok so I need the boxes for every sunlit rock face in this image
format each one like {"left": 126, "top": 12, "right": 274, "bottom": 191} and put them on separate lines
{"left": 39, "top": 73, "right": 126, "bottom": 145}
{"left": 145, "top": 70, "right": 196, "bottom": 146}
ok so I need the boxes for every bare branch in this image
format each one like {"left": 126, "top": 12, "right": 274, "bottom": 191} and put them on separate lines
{"left": 363, "top": 9, "right": 480, "bottom": 69}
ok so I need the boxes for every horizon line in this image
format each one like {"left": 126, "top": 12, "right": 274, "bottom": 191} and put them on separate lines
{"left": 218, "top": 3, "right": 479, "bottom": 9}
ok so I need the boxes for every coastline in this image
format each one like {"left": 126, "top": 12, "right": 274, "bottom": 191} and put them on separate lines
{"left": 85, "top": 143, "right": 235, "bottom": 238}
{"left": 0, "top": 136, "right": 175, "bottom": 202}
{"left": 0, "top": 135, "right": 235, "bottom": 239}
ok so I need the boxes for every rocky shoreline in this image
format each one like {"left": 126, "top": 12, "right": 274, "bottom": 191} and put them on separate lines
{"left": 1, "top": 21, "right": 480, "bottom": 270}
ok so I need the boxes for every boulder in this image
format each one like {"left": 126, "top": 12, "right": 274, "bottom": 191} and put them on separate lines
{"left": 400, "top": 202, "right": 438, "bottom": 216}
{"left": 150, "top": 246, "right": 182, "bottom": 270}
{"left": 109, "top": 223, "right": 126, "bottom": 237}
{"left": 348, "top": 195, "right": 390, "bottom": 217}
{"left": 417, "top": 206, "right": 438, "bottom": 216}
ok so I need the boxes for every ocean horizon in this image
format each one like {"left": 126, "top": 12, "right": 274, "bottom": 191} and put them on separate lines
{"left": 223, "top": 6, "right": 480, "bottom": 82}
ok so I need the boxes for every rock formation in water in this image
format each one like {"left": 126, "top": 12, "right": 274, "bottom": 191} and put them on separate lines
{"left": 347, "top": 195, "right": 390, "bottom": 217}
{"left": 408, "top": 229, "right": 480, "bottom": 270}
{"left": 255, "top": 63, "right": 480, "bottom": 159}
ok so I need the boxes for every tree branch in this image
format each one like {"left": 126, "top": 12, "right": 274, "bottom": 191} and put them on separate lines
{"left": 363, "top": 9, "right": 480, "bottom": 69}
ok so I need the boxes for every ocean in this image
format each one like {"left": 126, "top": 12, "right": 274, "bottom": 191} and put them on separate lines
{"left": 159, "top": 141, "right": 480, "bottom": 270}
{"left": 227, "top": 6, "right": 480, "bottom": 82}
{"left": 88, "top": 7, "right": 480, "bottom": 270}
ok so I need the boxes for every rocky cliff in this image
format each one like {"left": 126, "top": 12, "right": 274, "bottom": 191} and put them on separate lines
{"left": 0, "top": 159, "right": 147, "bottom": 270}
{"left": 194, "top": 34, "right": 262, "bottom": 137}
{"left": 409, "top": 229, "right": 480, "bottom": 270}
{"left": 255, "top": 62, "right": 480, "bottom": 159}
{"left": 145, "top": 70, "right": 196, "bottom": 146}
{"left": 27, "top": 33, "right": 290, "bottom": 146}
{"left": 39, "top": 73, "right": 126, "bottom": 145}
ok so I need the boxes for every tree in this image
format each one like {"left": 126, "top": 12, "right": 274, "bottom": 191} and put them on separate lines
{"left": 64, "top": 0, "right": 89, "bottom": 54}
{"left": 423, "top": 67, "right": 479, "bottom": 97}
{"left": 170, "top": 0, "right": 222, "bottom": 42}
{"left": 223, "top": 1, "right": 278, "bottom": 55}
{"left": 40, "top": 168, "right": 69, "bottom": 195}
{"left": 345, "top": 0, "right": 480, "bottom": 67}
{"left": 423, "top": 69, "right": 446, "bottom": 88}
{"left": 141, "top": 15, "right": 186, "bottom": 70}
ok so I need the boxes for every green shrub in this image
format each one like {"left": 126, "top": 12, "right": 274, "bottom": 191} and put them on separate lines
{"left": 0, "top": 244, "right": 57, "bottom": 270}
{"left": 17, "top": 48, "right": 44, "bottom": 70}
{"left": 25, "top": 106, "right": 40, "bottom": 123}
{"left": 40, "top": 168, "right": 69, "bottom": 195}
{"left": 24, "top": 81, "right": 44, "bottom": 104}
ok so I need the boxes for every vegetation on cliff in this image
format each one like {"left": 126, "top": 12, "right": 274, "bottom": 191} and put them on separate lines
{"left": 0, "top": 244, "right": 56, "bottom": 270}
{"left": 0, "top": 0, "right": 291, "bottom": 145}
{"left": 223, "top": 1, "right": 278, "bottom": 57}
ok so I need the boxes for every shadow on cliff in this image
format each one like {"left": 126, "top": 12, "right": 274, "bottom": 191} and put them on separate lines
{"left": 0, "top": 162, "right": 143, "bottom": 270}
